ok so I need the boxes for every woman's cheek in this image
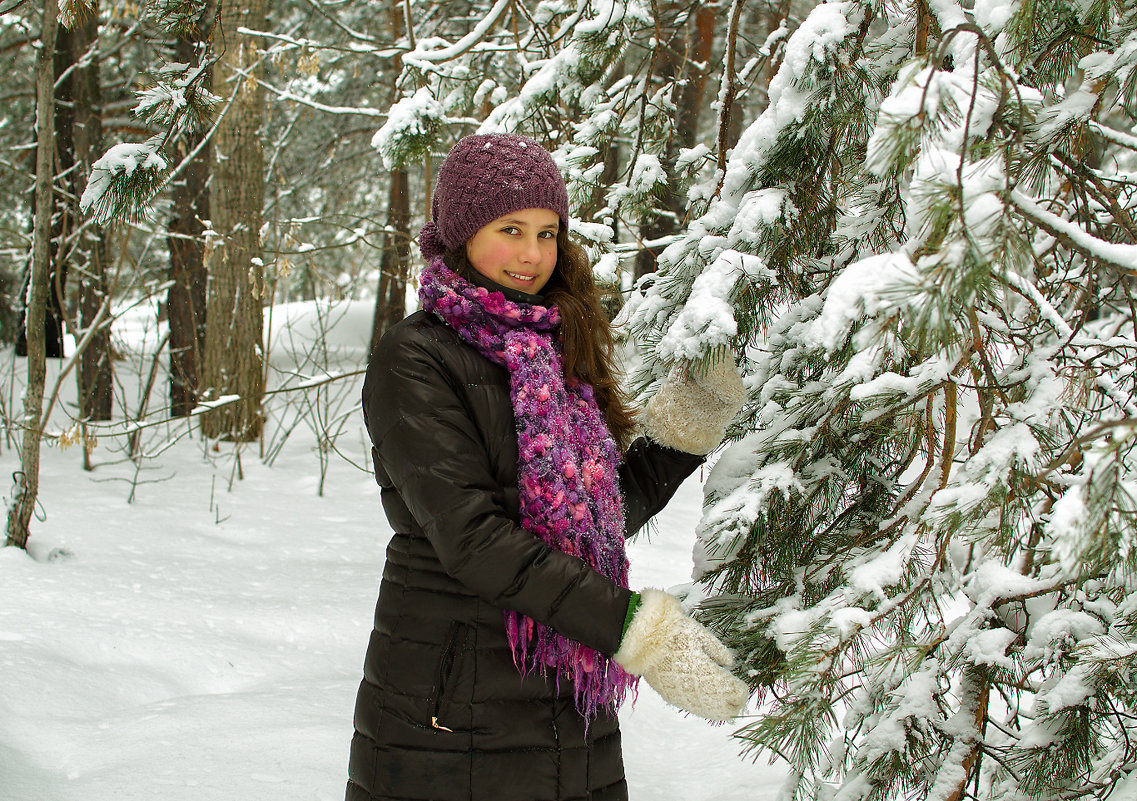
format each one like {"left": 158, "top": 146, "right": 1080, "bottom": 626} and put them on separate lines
{"left": 489, "top": 240, "right": 522, "bottom": 268}
{"left": 469, "top": 239, "right": 511, "bottom": 275}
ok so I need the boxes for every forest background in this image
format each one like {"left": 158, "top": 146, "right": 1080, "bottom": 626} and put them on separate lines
{"left": 4, "top": 0, "right": 1137, "bottom": 799}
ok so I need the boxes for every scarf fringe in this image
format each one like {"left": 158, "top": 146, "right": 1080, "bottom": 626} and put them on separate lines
{"left": 505, "top": 609, "right": 637, "bottom": 722}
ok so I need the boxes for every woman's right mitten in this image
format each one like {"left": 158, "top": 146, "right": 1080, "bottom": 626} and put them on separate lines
{"left": 613, "top": 589, "right": 748, "bottom": 721}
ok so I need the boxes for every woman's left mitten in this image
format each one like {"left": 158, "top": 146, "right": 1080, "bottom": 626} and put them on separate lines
{"left": 614, "top": 589, "right": 748, "bottom": 721}
{"left": 642, "top": 355, "right": 745, "bottom": 455}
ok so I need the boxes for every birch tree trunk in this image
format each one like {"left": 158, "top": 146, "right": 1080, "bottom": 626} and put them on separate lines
{"left": 201, "top": 0, "right": 267, "bottom": 442}
{"left": 7, "top": 0, "right": 59, "bottom": 549}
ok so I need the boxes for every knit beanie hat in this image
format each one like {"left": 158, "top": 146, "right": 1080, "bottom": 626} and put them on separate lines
{"left": 418, "top": 133, "right": 569, "bottom": 261}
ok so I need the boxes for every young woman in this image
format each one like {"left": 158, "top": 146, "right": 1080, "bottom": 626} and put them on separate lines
{"left": 349, "top": 133, "right": 748, "bottom": 801}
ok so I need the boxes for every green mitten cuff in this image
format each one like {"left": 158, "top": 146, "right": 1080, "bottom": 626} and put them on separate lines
{"left": 621, "top": 592, "right": 642, "bottom": 642}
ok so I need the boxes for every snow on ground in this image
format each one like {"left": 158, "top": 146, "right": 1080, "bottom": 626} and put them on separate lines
{"left": 0, "top": 301, "right": 787, "bottom": 800}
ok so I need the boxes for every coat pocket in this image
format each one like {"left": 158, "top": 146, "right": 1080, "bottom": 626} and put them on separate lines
{"left": 430, "top": 621, "right": 470, "bottom": 732}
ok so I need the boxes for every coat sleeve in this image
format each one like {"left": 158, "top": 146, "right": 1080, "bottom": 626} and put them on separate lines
{"left": 619, "top": 437, "right": 705, "bottom": 537}
{"left": 363, "top": 323, "right": 631, "bottom": 656}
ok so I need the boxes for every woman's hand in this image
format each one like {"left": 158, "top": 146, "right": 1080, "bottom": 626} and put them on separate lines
{"left": 614, "top": 589, "right": 748, "bottom": 721}
{"left": 642, "top": 355, "right": 745, "bottom": 455}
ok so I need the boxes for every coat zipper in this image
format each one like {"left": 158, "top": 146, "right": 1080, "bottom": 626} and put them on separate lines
{"left": 431, "top": 622, "right": 468, "bottom": 732}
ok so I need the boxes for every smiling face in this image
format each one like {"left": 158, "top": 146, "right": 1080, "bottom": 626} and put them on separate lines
{"left": 464, "top": 208, "right": 560, "bottom": 294}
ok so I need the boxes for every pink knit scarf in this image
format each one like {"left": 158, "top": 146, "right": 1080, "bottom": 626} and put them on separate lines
{"left": 419, "top": 259, "right": 636, "bottom": 719}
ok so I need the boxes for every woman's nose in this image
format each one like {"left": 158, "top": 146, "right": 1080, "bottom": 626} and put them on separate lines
{"left": 520, "top": 235, "right": 542, "bottom": 262}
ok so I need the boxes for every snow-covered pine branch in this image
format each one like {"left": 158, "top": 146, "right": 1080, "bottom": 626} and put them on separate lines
{"left": 79, "top": 137, "right": 168, "bottom": 225}
{"left": 76, "top": 2, "right": 226, "bottom": 228}
{"left": 58, "top": 0, "right": 95, "bottom": 30}
{"left": 133, "top": 62, "right": 220, "bottom": 134}
{"left": 148, "top": 0, "right": 211, "bottom": 37}
{"left": 371, "top": 88, "right": 444, "bottom": 170}
{"left": 626, "top": 2, "right": 1137, "bottom": 799}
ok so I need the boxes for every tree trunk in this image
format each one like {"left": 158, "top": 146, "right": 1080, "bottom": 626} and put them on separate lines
{"left": 47, "top": 22, "right": 74, "bottom": 360}
{"left": 7, "top": 0, "right": 59, "bottom": 549}
{"left": 201, "top": 0, "right": 267, "bottom": 442}
{"left": 677, "top": 3, "right": 716, "bottom": 148}
{"left": 16, "top": 8, "right": 70, "bottom": 361}
{"left": 635, "top": 1, "right": 714, "bottom": 279}
{"left": 369, "top": 1, "right": 411, "bottom": 353}
{"left": 167, "top": 33, "right": 211, "bottom": 417}
{"left": 370, "top": 169, "right": 411, "bottom": 352}
{"left": 71, "top": 7, "right": 113, "bottom": 426}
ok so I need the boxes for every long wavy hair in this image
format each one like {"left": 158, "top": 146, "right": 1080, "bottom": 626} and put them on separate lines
{"left": 445, "top": 228, "right": 637, "bottom": 450}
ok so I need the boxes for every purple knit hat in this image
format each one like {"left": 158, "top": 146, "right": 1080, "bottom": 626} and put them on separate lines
{"left": 418, "top": 133, "right": 569, "bottom": 261}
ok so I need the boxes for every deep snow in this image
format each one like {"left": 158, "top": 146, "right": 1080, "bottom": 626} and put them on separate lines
{"left": 0, "top": 301, "right": 787, "bottom": 801}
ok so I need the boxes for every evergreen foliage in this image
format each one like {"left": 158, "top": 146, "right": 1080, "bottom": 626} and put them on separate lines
{"left": 625, "top": 1, "right": 1137, "bottom": 799}
{"left": 372, "top": 87, "right": 444, "bottom": 170}
{"left": 133, "top": 62, "right": 218, "bottom": 134}
{"left": 148, "top": 0, "right": 209, "bottom": 38}
{"left": 58, "top": 0, "right": 96, "bottom": 30}
{"left": 79, "top": 136, "right": 169, "bottom": 225}
{"left": 78, "top": 7, "right": 219, "bottom": 225}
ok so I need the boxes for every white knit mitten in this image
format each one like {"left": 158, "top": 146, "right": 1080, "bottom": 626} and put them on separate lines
{"left": 614, "top": 589, "right": 749, "bottom": 722}
{"left": 642, "top": 355, "right": 745, "bottom": 455}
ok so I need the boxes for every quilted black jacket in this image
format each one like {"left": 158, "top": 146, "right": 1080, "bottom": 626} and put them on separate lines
{"left": 347, "top": 309, "right": 703, "bottom": 801}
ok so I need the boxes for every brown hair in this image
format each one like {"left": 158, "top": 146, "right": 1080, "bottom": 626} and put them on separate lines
{"left": 446, "top": 229, "right": 638, "bottom": 450}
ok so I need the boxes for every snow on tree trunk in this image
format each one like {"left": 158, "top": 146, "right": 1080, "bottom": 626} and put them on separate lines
{"left": 625, "top": 1, "right": 1137, "bottom": 799}
{"left": 201, "top": 1, "right": 267, "bottom": 442}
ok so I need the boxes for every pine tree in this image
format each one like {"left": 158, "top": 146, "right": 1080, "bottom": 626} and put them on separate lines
{"left": 370, "top": 0, "right": 413, "bottom": 350}
{"left": 66, "top": 4, "right": 114, "bottom": 439}
{"left": 199, "top": 0, "right": 267, "bottom": 442}
{"left": 625, "top": 1, "right": 1137, "bottom": 799}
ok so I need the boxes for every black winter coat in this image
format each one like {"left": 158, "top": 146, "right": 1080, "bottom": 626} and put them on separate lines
{"left": 348, "top": 308, "right": 703, "bottom": 801}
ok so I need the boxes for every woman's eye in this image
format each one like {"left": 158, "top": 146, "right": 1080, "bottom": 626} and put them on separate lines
{"left": 538, "top": 230, "right": 556, "bottom": 239}
{"left": 501, "top": 226, "right": 519, "bottom": 235}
